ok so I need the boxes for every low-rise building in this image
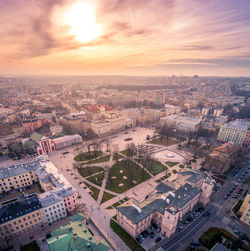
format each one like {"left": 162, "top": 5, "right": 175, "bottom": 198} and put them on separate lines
{"left": 39, "top": 192, "right": 67, "bottom": 224}
{"left": 116, "top": 171, "right": 213, "bottom": 238}
{"left": 217, "top": 119, "right": 250, "bottom": 147}
{"left": 205, "top": 143, "right": 246, "bottom": 174}
{"left": 47, "top": 213, "right": 110, "bottom": 251}
{"left": 160, "top": 113, "right": 201, "bottom": 132}
{"left": 0, "top": 194, "right": 46, "bottom": 247}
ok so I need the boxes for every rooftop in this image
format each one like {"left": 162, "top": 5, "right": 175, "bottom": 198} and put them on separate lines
{"left": 0, "top": 194, "right": 41, "bottom": 225}
{"left": 47, "top": 213, "right": 110, "bottom": 251}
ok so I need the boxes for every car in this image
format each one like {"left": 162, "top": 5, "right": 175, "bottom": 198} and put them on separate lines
{"left": 138, "top": 234, "right": 144, "bottom": 240}
{"left": 233, "top": 229, "right": 241, "bottom": 236}
{"left": 136, "top": 237, "right": 142, "bottom": 243}
{"left": 150, "top": 232, "right": 154, "bottom": 238}
{"left": 178, "top": 225, "right": 183, "bottom": 230}
{"left": 155, "top": 237, "right": 162, "bottom": 243}
{"left": 152, "top": 223, "right": 158, "bottom": 229}
{"left": 157, "top": 227, "right": 161, "bottom": 233}
{"left": 141, "top": 231, "right": 148, "bottom": 238}
{"left": 224, "top": 195, "right": 228, "bottom": 199}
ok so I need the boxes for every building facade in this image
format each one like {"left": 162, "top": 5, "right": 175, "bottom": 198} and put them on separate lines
{"left": 217, "top": 119, "right": 250, "bottom": 146}
{"left": 239, "top": 191, "right": 250, "bottom": 227}
{"left": 116, "top": 171, "right": 213, "bottom": 238}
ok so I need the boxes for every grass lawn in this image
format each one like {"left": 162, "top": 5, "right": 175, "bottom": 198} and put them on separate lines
{"left": 87, "top": 155, "right": 110, "bottom": 164}
{"left": 232, "top": 200, "right": 243, "bottom": 217}
{"left": 243, "top": 176, "right": 250, "bottom": 184}
{"left": 74, "top": 150, "right": 102, "bottom": 161}
{"left": 84, "top": 182, "right": 100, "bottom": 200}
{"left": 146, "top": 160, "right": 167, "bottom": 175}
{"left": 120, "top": 149, "right": 136, "bottom": 156}
{"left": 78, "top": 166, "right": 104, "bottom": 177}
{"left": 110, "top": 219, "right": 145, "bottom": 251}
{"left": 101, "top": 192, "right": 115, "bottom": 204}
{"left": 114, "top": 153, "right": 124, "bottom": 160}
{"left": 172, "top": 169, "right": 177, "bottom": 174}
{"left": 112, "top": 201, "right": 121, "bottom": 208}
{"left": 136, "top": 159, "right": 167, "bottom": 176}
{"left": 148, "top": 137, "right": 177, "bottom": 146}
{"left": 106, "top": 206, "right": 113, "bottom": 209}
{"left": 106, "top": 160, "right": 150, "bottom": 193}
{"left": 87, "top": 172, "right": 104, "bottom": 186}
{"left": 20, "top": 241, "right": 40, "bottom": 251}
{"left": 166, "top": 161, "right": 179, "bottom": 167}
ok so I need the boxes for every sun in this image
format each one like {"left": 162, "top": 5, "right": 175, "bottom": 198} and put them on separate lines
{"left": 65, "top": 1, "right": 102, "bottom": 43}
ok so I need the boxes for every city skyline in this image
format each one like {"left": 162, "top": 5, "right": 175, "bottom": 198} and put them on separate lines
{"left": 1, "top": 0, "right": 250, "bottom": 76}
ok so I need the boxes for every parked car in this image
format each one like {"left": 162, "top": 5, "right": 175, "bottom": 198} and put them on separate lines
{"left": 150, "top": 232, "right": 154, "bottom": 238}
{"left": 136, "top": 237, "right": 142, "bottom": 243}
{"left": 155, "top": 237, "right": 162, "bottom": 243}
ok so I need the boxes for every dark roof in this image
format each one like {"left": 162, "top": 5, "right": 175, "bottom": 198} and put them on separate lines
{"left": 168, "top": 183, "right": 201, "bottom": 208}
{"left": 155, "top": 183, "right": 174, "bottom": 193}
{"left": 117, "top": 198, "right": 167, "bottom": 224}
{"left": 179, "top": 171, "right": 207, "bottom": 184}
{"left": 0, "top": 194, "right": 41, "bottom": 225}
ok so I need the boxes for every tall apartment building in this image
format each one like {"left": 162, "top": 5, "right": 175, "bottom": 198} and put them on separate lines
{"left": 155, "top": 92, "right": 166, "bottom": 106}
{"left": 116, "top": 171, "right": 213, "bottom": 238}
{"left": 217, "top": 119, "right": 250, "bottom": 147}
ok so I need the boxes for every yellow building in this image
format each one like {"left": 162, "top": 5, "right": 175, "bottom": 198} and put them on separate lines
{"left": 239, "top": 191, "right": 250, "bottom": 227}
{"left": 0, "top": 163, "right": 38, "bottom": 193}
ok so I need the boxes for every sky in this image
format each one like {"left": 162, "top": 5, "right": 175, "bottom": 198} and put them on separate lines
{"left": 0, "top": 0, "right": 250, "bottom": 76}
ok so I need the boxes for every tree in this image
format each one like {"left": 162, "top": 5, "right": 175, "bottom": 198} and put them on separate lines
{"left": 160, "top": 124, "right": 175, "bottom": 143}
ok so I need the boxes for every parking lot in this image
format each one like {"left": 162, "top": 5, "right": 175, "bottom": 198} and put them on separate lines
{"left": 136, "top": 222, "right": 165, "bottom": 250}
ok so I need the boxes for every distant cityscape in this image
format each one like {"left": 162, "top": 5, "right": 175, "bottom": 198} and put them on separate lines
{"left": 0, "top": 75, "right": 249, "bottom": 251}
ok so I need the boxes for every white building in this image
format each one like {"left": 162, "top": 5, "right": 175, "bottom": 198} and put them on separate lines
{"left": 164, "top": 104, "right": 181, "bottom": 115}
{"left": 217, "top": 119, "right": 250, "bottom": 146}
{"left": 39, "top": 192, "right": 67, "bottom": 224}
{"left": 91, "top": 116, "right": 136, "bottom": 136}
{"left": 160, "top": 113, "right": 201, "bottom": 132}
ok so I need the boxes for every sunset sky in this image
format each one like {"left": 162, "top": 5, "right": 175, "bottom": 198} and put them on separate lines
{"left": 1, "top": 0, "right": 250, "bottom": 76}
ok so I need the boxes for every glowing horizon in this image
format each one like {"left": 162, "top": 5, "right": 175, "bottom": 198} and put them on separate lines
{"left": 0, "top": 0, "right": 250, "bottom": 76}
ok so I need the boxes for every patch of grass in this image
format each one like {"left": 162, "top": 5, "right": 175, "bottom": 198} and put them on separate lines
{"left": 20, "top": 241, "right": 40, "bottom": 251}
{"left": 120, "top": 149, "right": 136, "bottom": 156}
{"left": 106, "top": 160, "right": 150, "bottom": 193}
{"left": 113, "top": 215, "right": 117, "bottom": 220}
{"left": 112, "top": 202, "right": 121, "bottom": 208}
{"left": 87, "top": 155, "right": 110, "bottom": 164}
{"left": 243, "top": 176, "right": 250, "bottom": 184}
{"left": 232, "top": 200, "right": 243, "bottom": 217}
{"left": 110, "top": 219, "right": 145, "bottom": 251}
{"left": 172, "top": 169, "right": 177, "bottom": 174}
{"left": 87, "top": 172, "right": 104, "bottom": 186}
{"left": 148, "top": 137, "right": 177, "bottom": 146}
{"left": 179, "top": 164, "right": 184, "bottom": 169}
{"left": 187, "top": 166, "right": 192, "bottom": 169}
{"left": 123, "top": 197, "right": 129, "bottom": 201}
{"left": 106, "top": 206, "right": 113, "bottom": 209}
{"left": 84, "top": 182, "right": 100, "bottom": 200}
{"left": 114, "top": 153, "right": 123, "bottom": 160}
{"left": 74, "top": 150, "right": 102, "bottom": 161}
{"left": 146, "top": 160, "right": 168, "bottom": 176}
{"left": 101, "top": 192, "right": 115, "bottom": 204}
{"left": 136, "top": 159, "right": 167, "bottom": 176}
{"left": 78, "top": 166, "right": 104, "bottom": 177}
{"left": 198, "top": 227, "right": 250, "bottom": 250}
{"left": 166, "top": 161, "right": 179, "bottom": 167}
{"left": 172, "top": 179, "right": 176, "bottom": 182}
